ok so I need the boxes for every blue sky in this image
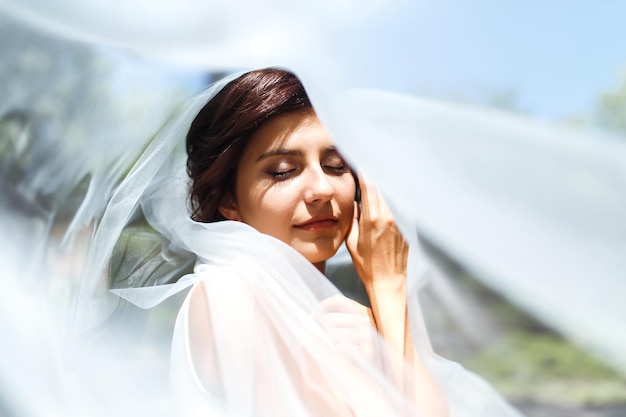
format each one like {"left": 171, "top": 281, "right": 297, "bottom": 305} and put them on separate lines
{"left": 342, "top": 0, "right": 626, "bottom": 119}
{"left": 103, "top": 1, "right": 626, "bottom": 122}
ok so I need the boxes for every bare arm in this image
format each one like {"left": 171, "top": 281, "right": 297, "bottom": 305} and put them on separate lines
{"left": 346, "top": 176, "right": 448, "bottom": 417}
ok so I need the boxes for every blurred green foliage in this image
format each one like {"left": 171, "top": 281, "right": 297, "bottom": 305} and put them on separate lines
{"left": 596, "top": 70, "right": 626, "bottom": 134}
{"left": 0, "top": 20, "right": 112, "bottom": 151}
{"left": 468, "top": 331, "right": 626, "bottom": 405}
{"left": 429, "top": 266, "right": 626, "bottom": 407}
{"left": 110, "top": 221, "right": 194, "bottom": 289}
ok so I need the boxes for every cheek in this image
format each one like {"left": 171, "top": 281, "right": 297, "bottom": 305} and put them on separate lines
{"left": 336, "top": 178, "right": 356, "bottom": 214}
{"left": 241, "top": 186, "right": 297, "bottom": 227}
{"left": 248, "top": 190, "right": 301, "bottom": 242}
{"left": 234, "top": 170, "right": 288, "bottom": 221}
{"left": 258, "top": 192, "right": 294, "bottom": 217}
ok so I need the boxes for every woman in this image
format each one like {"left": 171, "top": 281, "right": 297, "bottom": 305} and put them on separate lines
{"left": 82, "top": 68, "right": 521, "bottom": 417}
{"left": 180, "top": 68, "right": 447, "bottom": 416}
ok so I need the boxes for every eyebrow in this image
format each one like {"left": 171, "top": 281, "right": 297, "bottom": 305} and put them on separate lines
{"left": 256, "top": 146, "right": 337, "bottom": 163}
{"left": 256, "top": 149, "right": 302, "bottom": 162}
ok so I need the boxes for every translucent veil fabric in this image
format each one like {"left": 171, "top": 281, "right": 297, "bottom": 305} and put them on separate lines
{"left": 82, "top": 77, "right": 522, "bottom": 417}
{"left": 2, "top": 1, "right": 626, "bottom": 417}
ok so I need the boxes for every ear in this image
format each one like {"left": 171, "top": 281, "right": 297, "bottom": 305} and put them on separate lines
{"left": 218, "top": 194, "right": 242, "bottom": 221}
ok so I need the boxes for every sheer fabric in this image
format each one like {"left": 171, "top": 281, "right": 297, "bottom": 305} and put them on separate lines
{"left": 4, "top": 0, "right": 626, "bottom": 377}
{"left": 72, "top": 76, "right": 522, "bottom": 417}
{"left": 2, "top": 2, "right": 626, "bottom": 416}
{"left": 111, "top": 165, "right": 521, "bottom": 417}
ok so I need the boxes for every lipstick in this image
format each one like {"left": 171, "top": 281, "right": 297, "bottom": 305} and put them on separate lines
{"left": 294, "top": 215, "right": 338, "bottom": 231}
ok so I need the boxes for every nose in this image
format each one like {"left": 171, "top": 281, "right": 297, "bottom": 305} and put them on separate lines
{"left": 303, "top": 167, "right": 334, "bottom": 204}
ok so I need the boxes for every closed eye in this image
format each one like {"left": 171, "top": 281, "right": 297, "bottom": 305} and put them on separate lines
{"left": 322, "top": 153, "right": 349, "bottom": 175}
{"left": 266, "top": 159, "right": 298, "bottom": 181}
{"left": 269, "top": 168, "right": 297, "bottom": 180}
{"left": 323, "top": 165, "right": 348, "bottom": 175}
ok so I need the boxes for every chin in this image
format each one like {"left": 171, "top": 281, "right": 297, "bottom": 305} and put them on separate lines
{"left": 299, "top": 244, "right": 340, "bottom": 265}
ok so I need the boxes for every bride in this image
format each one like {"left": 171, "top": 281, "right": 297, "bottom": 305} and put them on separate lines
{"left": 85, "top": 66, "right": 519, "bottom": 417}
{"left": 0, "top": 56, "right": 524, "bottom": 416}
{"left": 177, "top": 67, "right": 446, "bottom": 416}
{"left": 2, "top": 3, "right": 624, "bottom": 416}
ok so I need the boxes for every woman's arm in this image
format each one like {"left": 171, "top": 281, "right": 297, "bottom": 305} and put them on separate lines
{"left": 346, "top": 176, "right": 448, "bottom": 417}
{"left": 345, "top": 176, "right": 409, "bottom": 355}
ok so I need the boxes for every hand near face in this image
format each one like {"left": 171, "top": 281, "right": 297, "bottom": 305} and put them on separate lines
{"left": 345, "top": 176, "right": 409, "bottom": 289}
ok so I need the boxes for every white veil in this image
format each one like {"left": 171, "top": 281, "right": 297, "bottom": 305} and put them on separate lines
{"left": 1, "top": 2, "right": 626, "bottom": 416}
{"left": 72, "top": 73, "right": 520, "bottom": 417}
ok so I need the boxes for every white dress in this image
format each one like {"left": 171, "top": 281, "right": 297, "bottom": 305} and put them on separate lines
{"left": 164, "top": 223, "right": 522, "bottom": 417}
{"left": 2, "top": 5, "right": 625, "bottom": 414}
{"left": 105, "top": 166, "right": 523, "bottom": 417}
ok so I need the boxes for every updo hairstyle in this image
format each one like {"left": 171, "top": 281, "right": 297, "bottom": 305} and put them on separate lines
{"left": 186, "top": 68, "right": 311, "bottom": 222}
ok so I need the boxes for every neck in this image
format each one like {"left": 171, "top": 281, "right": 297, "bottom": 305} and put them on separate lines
{"left": 313, "top": 261, "right": 326, "bottom": 273}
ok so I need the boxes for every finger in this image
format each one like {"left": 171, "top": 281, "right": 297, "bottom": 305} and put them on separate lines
{"left": 339, "top": 295, "right": 372, "bottom": 316}
{"left": 375, "top": 187, "right": 393, "bottom": 218}
{"left": 370, "top": 182, "right": 397, "bottom": 222}
{"left": 322, "top": 312, "right": 372, "bottom": 329}
{"left": 358, "top": 173, "right": 385, "bottom": 219}
{"left": 318, "top": 294, "right": 367, "bottom": 314}
{"left": 326, "top": 327, "right": 375, "bottom": 345}
{"left": 345, "top": 201, "right": 360, "bottom": 252}
{"left": 332, "top": 331, "right": 376, "bottom": 361}
{"left": 362, "top": 175, "right": 399, "bottom": 230}
{"left": 336, "top": 343, "right": 374, "bottom": 360}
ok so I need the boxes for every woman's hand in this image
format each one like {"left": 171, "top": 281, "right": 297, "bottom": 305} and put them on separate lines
{"left": 343, "top": 176, "right": 449, "bottom": 417}
{"left": 345, "top": 175, "right": 409, "bottom": 290}
{"left": 315, "top": 295, "right": 378, "bottom": 363}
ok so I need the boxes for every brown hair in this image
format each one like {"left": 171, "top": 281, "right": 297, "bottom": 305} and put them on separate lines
{"left": 186, "top": 68, "right": 312, "bottom": 222}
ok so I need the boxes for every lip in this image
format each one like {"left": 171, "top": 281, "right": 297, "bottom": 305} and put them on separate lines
{"left": 294, "top": 215, "right": 339, "bottom": 231}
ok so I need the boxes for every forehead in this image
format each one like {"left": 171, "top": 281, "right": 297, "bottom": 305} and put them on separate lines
{"left": 246, "top": 111, "right": 333, "bottom": 155}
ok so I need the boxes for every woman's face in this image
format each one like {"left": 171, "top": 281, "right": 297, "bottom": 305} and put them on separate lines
{"left": 219, "top": 110, "right": 356, "bottom": 270}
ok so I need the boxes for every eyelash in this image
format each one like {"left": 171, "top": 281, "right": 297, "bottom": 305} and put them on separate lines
{"left": 268, "top": 164, "right": 348, "bottom": 181}
{"left": 324, "top": 165, "right": 348, "bottom": 175}
{"left": 270, "top": 169, "right": 296, "bottom": 180}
